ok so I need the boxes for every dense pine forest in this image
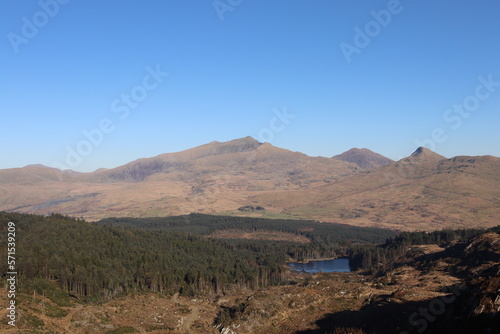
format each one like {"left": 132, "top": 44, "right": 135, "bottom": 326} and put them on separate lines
{"left": 98, "top": 213, "right": 395, "bottom": 261}
{"left": 1, "top": 211, "right": 498, "bottom": 304}
{"left": 98, "top": 213, "right": 395, "bottom": 244}
{"left": 0, "top": 212, "right": 288, "bottom": 300}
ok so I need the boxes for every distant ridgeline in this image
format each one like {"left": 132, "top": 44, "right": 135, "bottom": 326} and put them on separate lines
{"left": 1, "top": 211, "right": 497, "bottom": 303}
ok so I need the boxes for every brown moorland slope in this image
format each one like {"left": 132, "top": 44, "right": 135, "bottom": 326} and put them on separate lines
{"left": 0, "top": 137, "right": 361, "bottom": 220}
{"left": 1, "top": 139, "right": 499, "bottom": 230}
{"left": 253, "top": 148, "right": 500, "bottom": 230}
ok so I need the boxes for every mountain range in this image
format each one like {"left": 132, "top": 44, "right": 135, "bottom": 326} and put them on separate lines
{"left": 1, "top": 137, "right": 499, "bottom": 230}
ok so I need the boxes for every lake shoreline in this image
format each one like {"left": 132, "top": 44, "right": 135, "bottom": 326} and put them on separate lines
{"left": 286, "top": 258, "right": 351, "bottom": 274}
{"left": 286, "top": 256, "right": 349, "bottom": 264}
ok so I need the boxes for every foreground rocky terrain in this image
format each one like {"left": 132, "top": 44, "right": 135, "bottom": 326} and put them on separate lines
{"left": 2, "top": 232, "right": 498, "bottom": 333}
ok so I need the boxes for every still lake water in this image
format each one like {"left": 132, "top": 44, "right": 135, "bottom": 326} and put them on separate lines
{"left": 287, "top": 258, "right": 351, "bottom": 274}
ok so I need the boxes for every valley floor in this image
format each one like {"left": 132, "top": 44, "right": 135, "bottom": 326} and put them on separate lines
{"left": 2, "top": 233, "right": 499, "bottom": 334}
{"left": 0, "top": 258, "right": 481, "bottom": 333}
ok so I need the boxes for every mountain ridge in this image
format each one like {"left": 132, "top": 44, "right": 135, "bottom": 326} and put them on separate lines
{"left": 0, "top": 137, "right": 498, "bottom": 231}
{"left": 253, "top": 150, "right": 500, "bottom": 230}
{"left": 5, "top": 138, "right": 470, "bottom": 175}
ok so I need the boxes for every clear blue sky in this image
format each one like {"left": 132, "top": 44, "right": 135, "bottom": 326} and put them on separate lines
{"left": 1, "top": 0, "right": 499, "bottom": 172}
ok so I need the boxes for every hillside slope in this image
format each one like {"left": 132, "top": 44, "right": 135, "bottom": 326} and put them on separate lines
{"left": 0, "top": 137, "right": 360, "bottom": 220}
{"left": 254, "top": 148, "right": 500, "bottom": 230}
{"left": 1, "top": 141, "right": 499, "bottom": 230}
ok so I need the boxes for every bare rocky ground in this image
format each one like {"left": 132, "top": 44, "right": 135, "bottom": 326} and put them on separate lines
{"left": 1, "top": 233, "right": 499, "bottom": 334}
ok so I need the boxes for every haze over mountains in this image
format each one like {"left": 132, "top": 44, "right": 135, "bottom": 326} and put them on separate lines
{"left": 1, "top": 137, "right": 499, "bottom": 231}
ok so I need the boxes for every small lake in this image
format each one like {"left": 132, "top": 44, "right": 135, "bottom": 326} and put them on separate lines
{"left": 287, "top": 258, "right": 351, "bottom": 274}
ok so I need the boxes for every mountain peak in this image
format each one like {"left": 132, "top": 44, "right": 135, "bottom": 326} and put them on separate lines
{"left": 410, "top": 146, "right": 445, "bottom": 158}
{"left": 332, "top": 148, "right": 393, "bottom": 169}
{"left": 206, "top": 137, "right": 263, "bottom": 156}
{"left": 411, "top": 146, "right": 430, "bottom": 156}
{"left": 24, "top": 164, "right": 54, "bottom": 169}
{"left": 404, "top": 146, "right": 446, "bottom": 164}
{"left": 223, "top": 136, "right": 262, "bottom": 146}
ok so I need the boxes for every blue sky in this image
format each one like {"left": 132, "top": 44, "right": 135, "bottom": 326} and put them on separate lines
{"left": 1, "top": 0, "right": 499, "bottom": 172}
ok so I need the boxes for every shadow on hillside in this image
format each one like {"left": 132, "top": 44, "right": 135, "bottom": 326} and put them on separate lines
{"left": 294, "top": 288, "right": 499, "bottom": 334}
{"left": 295, "top": 295, "right": 430, "bottom": 334}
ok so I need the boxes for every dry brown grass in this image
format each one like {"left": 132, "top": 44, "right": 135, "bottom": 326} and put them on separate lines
{"left": 1, "top": 141, "right": 499, "bottom": 231}
{"left": 208, "top": 229, "right": 311, "bottom": 243}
